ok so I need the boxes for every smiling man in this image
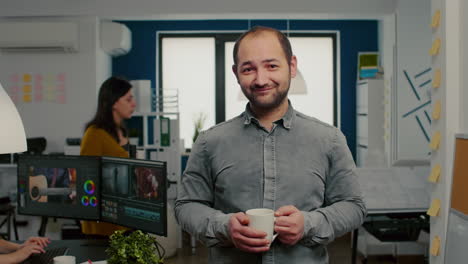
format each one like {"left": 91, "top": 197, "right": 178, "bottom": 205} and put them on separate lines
{"left": 175, "top": 26, "right": 366, "bottom": 264}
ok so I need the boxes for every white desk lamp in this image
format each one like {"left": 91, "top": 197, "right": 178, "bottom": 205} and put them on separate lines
{"left": 0, "top": 82, "right": 27, "bottom": 154}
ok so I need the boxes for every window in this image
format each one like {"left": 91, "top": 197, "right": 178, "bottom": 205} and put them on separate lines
{"left": 160, "top": 32, "right": 337, "bottom": 149}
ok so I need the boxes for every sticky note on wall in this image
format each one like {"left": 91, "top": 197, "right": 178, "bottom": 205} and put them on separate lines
{"left": 432, "top": 10, "right": 441, "bottom": 29}
{"left": 432, "top": 101, "right": 442, "bottom": 120}
{"left": 429, "top": 38, "right": 441, "bottom": 56}
{"left": 429, "top": 164, "right": 442, "bottom": 183}
{"left": 427, "top": 199, "right": 441, "bottom": 216}
{"left": 430, "top": 236, "right": 441, "bottom": 256}
{"left": 432, "top": 69, "right": 441, "bottom": 88}
{"left": 430, "top": 131, "right": 441, "bottom": 150}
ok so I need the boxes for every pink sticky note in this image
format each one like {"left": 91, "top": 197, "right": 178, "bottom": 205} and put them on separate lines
{"left": 34, "top": 93, "right": 43, "bottom": 102}
{"left": 57, "top": 93, "right": 66, "bottom": 104}
{"left": 57, "top": 73, "right": 66, "bottom": 82}
{"left": 35, "top": 84, "right": 44, "bottom": 91}
{"left": 35, "top": 74, "right": 43, "bottom": 83}
{"left": 57, "top": 84, "right": 65, "bottom": 92}
{"left": 10, "top": 86, "right": 20, "bottom": 93}
{"left": 10, "top": 74, "right": 19, "bottom": 83}
{"left": 10, "top": 94, "right": 19, "bottom": 103}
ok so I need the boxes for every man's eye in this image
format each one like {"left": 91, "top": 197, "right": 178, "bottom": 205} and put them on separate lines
{"left": 269, "top": 64, "right": 278, "bottom": 69}
{"left": 242, "top": 68, "right": 253, "bottom": 73}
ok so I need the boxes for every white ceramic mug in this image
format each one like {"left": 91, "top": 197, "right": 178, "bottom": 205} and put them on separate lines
{"left": 53, "top": 255, "right": 76, "bottom": 264}
{"left": 246, "top": 208, "right": 278, "bottom": 242}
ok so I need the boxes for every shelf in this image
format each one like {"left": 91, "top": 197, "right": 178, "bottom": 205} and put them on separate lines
{"left": 0, "top": 164, "right": 17, "bottom": 168}
{"left": 132, "top": 112, "right": 179, "bottom": 117}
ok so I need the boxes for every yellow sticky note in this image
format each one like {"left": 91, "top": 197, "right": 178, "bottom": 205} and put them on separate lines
{"left": 22, "top": 94, "right": 32, "bottom": 103}
{"left": 432, "top": 10, "right": 441, "bottom": 29}
{"left": 23, "top": 74, "right": 32, "bottom": 83}
{"left": 430, "top": 131, "right": 441, "bottom": 150}
{"left": 429, "top": 164, "right": 442, "bottom": 183}
{"left": 22, "top": 85, "right": 32, "bottom": 93}
{"left": 427, "top": 199, "right": 441, "bottom": 217}
{"left": 432, "top": 69, "right": 441, "bottom": 88}
{"left": 430, "top": 236, "right": 441, "bottom": 256}
{"left": 432, "top": 100, "right": 441, "bottom": 120}
{"left": 429, "top": 38, "right": 441, "bottom": 56}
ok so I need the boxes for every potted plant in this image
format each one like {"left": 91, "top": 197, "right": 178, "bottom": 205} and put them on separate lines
{"left": 192, "top": 112, "right": 207, "bottom": 143}
{"left": 106, "top": 230, "right": 165, "bottom": 264}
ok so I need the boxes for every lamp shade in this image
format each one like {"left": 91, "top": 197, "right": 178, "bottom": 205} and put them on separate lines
{"left": 289, "top": 69, "right": 307, "bottom": 95}
{"left": 0, "top": 82, "right": 27, "bottom": 154}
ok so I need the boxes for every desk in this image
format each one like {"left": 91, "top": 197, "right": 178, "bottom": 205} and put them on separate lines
{"left": 351, "top": 208, "right": 429, "bottom": 264}
{"left": 352, "top": 167, "right": 431, "bottom": 264}
{"left": 43, "top": 240, "right": 108, "bottom": 263}
{"left": 0, "top": 203, "right": 18, "bottom": 240}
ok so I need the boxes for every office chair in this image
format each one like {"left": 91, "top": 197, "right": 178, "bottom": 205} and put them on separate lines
{"left": 0, "top": 196, "right": 19, "bottom": 240}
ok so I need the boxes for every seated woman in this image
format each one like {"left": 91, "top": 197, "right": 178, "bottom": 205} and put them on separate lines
{"left": 80, "top": 76, "right": 136, "bottom": 236}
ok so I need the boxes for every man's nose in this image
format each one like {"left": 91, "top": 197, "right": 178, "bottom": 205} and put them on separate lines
{"left": 254, "top": 68, "right": 269, "bottom": 87}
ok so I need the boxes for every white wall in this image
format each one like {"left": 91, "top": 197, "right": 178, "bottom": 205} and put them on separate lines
{"left": 0, "top": 17, "right": 111, "bottom": 153}
{"left": 378, "top": 14, "right": 396, "bottom": 166}
{"left": 429, "top": 0, "right": 463, "bottom": 262}
{"left": 461, "top": 0, "right": 468, "bottom": 132}
{"left": 393, "top": 0, "right": 432, "bottom": 164}
{"left": 0, "top": 0, "right": 396, "bottom": 18}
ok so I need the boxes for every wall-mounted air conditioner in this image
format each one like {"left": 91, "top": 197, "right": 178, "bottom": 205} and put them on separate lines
{"left": 0, "top": 22, "right": 79, "bottom": 52}
{"left": 100, "top": 22, "right": 131, "bottom": 57}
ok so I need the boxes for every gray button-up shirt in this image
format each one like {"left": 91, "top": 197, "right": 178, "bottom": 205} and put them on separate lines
{"left": 175, "top": 103, "right": 366, "bottom": 264}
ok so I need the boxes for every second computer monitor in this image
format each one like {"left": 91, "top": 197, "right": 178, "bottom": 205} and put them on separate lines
{"left": 100, "top": 157, "right": 167, "bottom": 236}
{"left": 17, "top": 155, "right": 101, "bottom": 220}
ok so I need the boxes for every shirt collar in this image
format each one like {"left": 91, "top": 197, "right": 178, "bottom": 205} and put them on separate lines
{"left": 243, "top": 100, "right": 295, "bottom": 130}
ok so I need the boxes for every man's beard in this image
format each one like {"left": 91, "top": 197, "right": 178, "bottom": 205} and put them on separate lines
{"left": 243, "top": 81, "right": 290, "bottom": 110}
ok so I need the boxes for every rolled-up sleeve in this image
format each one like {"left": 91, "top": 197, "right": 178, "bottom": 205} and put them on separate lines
{"left": 174, "top": 131, "right": 232, "bottom": 247}
{"left": 301, "top": 129, "right": 367, "bottom": 246}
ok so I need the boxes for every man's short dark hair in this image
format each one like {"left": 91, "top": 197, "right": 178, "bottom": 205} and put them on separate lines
{"left": 233, "top": 26, "right": 293, "bottom": 67}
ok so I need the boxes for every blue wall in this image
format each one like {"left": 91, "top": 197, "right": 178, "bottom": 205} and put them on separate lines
{"left": 113, "top": 19, "right": 379, "bottom": 159}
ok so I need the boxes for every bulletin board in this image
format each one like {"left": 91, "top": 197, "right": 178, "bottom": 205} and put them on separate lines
{"left": 445, "top": 134, "right": 468, "bottom": 263}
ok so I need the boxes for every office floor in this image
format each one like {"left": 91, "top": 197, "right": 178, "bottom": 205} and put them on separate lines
{"left": 6, "top": 217, "right": 427, "bottom": 264}
{"left": 164, "top": 232, "right": 427, "bottom": 264}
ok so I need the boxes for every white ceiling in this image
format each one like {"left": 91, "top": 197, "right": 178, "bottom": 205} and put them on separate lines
{"left": 0, "top": 0, "right": 397, "bottom": 19}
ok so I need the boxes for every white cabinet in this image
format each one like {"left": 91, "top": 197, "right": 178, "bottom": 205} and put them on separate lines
{"left": 356, "top": 79, "right": 387, "bottom": 167}
{"left": 130, "top": 112, "right": 181, "bottom": 200}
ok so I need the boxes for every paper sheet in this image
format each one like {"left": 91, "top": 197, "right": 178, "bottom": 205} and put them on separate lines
{"left": 428, "top": 164, "right": 441, "bottom": 183}
{"left": 430, "top": 235, "right": 441, "bottom": 256}
{"left": 427, "top": 198, "right": 441, "bottom": 216}
{"left": 429, "top": 38, "right": 441, "bottom": 56}
{"left": 431, "top": 10, "right": 441, "bottom": 29}
{"left": 430, "top": 131, "right": 441, "bottom": 150}
{"left": 356, "top": 167, "right": 430, "bottom": 211}
{"left": 432, "top": 100, "right": 441, "bottom": 120}
{"left": 432, "top": 69, "right": 441, "bottom": 88}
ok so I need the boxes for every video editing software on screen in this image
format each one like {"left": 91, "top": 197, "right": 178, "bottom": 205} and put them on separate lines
{"left": 17, "top": 155, "right": 101, "bottom": 220}
{"left": 17, "top": 155, "right": 167, "bottom": 235}
{"left": 100, "top": 157, "right": 167, "bottom": 236}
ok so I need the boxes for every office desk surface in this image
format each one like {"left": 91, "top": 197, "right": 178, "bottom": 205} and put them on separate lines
{"left": 46, "top": 239, "right": 108, "bottom": 263}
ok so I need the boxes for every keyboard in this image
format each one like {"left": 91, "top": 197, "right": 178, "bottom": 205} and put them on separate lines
{"left": 22, "top": 247, "right": 69, "bottom": 264}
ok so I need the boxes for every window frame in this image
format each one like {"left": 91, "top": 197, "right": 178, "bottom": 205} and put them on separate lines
{"left": 157, "top": 31, "right": 339, "bottom": 126}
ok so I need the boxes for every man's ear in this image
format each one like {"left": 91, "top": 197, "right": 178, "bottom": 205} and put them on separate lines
{"left": 232, "top": 64, "right": 240, "bottom": 84}
{"left": 290, "top": 55, "right": 298, "bottom": 78}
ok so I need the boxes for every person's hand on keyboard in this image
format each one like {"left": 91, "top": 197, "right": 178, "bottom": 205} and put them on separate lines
{"left": 6, "top": 243, "right": 45, "bottom": 263}
{"left": 0, "top": 236, "right": 49, "bottom": 264}
{"left": 20, "top": 237, "right": 51, "bottom": 249}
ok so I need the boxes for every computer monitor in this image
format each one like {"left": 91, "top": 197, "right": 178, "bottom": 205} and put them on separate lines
{"left": 100, "top": 157, "right": 167, "bottom": 236}
{"left": 17, "top": 155, "right": 101, "bottom": 220}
